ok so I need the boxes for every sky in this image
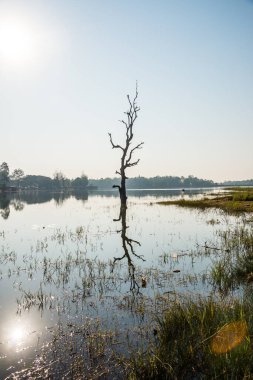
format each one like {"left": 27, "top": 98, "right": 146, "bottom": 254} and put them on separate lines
{"left": 0, "top": 0, "right": 252, "bottom": 182}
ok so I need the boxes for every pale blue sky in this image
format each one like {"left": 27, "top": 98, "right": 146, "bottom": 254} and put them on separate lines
{"left": 0, "top": 0, "right": 252, "bottom": 182}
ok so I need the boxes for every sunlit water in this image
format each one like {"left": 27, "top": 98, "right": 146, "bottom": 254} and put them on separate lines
{"left": 0, "top": 188, "right": 241, "bottom": 377}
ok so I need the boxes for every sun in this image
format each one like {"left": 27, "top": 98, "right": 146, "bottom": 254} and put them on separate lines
{"left": 10, "top": 326, "right": 25, "bottom": 345}
{"left": 0, "top": 16, "right": 36, "bottom": 68}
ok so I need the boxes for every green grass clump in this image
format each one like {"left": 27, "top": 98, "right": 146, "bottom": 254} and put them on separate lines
{"left": 158, "top": 187, "right": 253, "bottom": 214}
{"left": 233, "top": 191, "right": 253, "bottom": 202}
{"left": 129, "top": 298, "right": 253, "bottom": 379}
{"left": 158, "top": 191, "right": 253, "bottom": 213}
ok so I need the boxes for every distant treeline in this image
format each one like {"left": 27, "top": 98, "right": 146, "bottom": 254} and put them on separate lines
{"left": 89, "top": 175, "right": 218, "bottom": 189}
{"left": 222, "top": 180, "right": 253, "bottom": 187}
{"left": 18, "top": 173, "right": 89, "bottom": 190}
{"left": 0, "top": 162, "right": 89, "bottom": 191}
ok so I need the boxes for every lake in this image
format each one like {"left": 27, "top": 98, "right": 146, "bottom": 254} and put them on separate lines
{"left": 0, "top": 188, "right": 242, "bottom": 378}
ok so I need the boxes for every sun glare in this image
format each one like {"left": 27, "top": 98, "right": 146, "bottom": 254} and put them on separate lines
{"left": 0, "top": 16, "right": 37, "bottom": 68}
{"left": 10, "top": 326, "right": 25, "bottom": 345}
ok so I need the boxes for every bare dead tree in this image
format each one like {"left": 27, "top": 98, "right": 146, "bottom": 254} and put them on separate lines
{"left": 109, "top": 86, "right": 144, "bottom": 206}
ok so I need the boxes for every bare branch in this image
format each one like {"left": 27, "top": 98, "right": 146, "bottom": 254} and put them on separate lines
{"left": 133, "top": 82, "right": 138, "bottom": 103}
{"left": 125, "top": 159, "right": 140, "bottom": 168}
{"left": 126, "top": 142, "right": 144, "bottom": 166}
{"left": 119, "top": 119, "right": 128, "bottom": 128}
{"left": 113, "top": 254, "right": 126, "bottom": 263}
{"left": 125, "top": 236, "right": 141, "bottom": 248}
{"left": 108, "top": 133, "right": 123, "bottom": 150}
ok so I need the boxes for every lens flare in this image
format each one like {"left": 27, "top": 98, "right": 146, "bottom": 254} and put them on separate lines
{"left": 211, "top": 320, "right": 247, "bottom": 354}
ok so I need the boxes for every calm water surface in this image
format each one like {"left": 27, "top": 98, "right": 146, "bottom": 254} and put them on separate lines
{"left": 0, "top": 188, "right": 239, "bottom": 377}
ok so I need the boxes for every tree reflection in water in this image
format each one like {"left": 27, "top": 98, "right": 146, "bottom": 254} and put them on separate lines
{"left": 0, "top": 206, "right": 10, "bottom": 219}
{"left": 112, "top": 204, "right": 145, "bottom": 293}
{"left": 0, "top": 194, "right": 11, "bottom": 219}
{"left": 0, "top": 191, "right": 88, "bottom": 219}
{"left": 11, "top": 200, "right": 25, "bottom": 211}
{"left": 0, "top": 194, "right": 25, "bottom": 219}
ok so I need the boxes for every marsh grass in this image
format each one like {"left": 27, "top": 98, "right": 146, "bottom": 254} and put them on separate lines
{"left": 127, "top": 217, "right": 253, "bottom": 379}
{"left": 128, "top": 297, "right": 253, "bottom": 379}
{"left": 211, "top": 224, "right": 253, "bottom": 292}
{"left": 233, "top": 191, "right": 253, "bottom": 202}
{"left": 158, "top": 188, "right": 253, "bottom": 213}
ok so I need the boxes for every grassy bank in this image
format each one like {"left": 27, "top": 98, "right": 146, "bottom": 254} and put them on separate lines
{"left": 158, "top": 188, "right": 253, "bottom": 213}
{"left": 128, "top": 297, "right": 253, "bottom": 379}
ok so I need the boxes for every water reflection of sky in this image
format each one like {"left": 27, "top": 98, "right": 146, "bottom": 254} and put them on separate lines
{"left": 0, "top": 310, "right": 51, "bottom": 378}
{"left": 0, "top": 189, "right": 242, "bottom": 377}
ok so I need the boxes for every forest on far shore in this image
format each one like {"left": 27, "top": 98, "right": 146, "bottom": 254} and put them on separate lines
{"left": 90, "top": 176, "right": 253, "bottom": 189}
